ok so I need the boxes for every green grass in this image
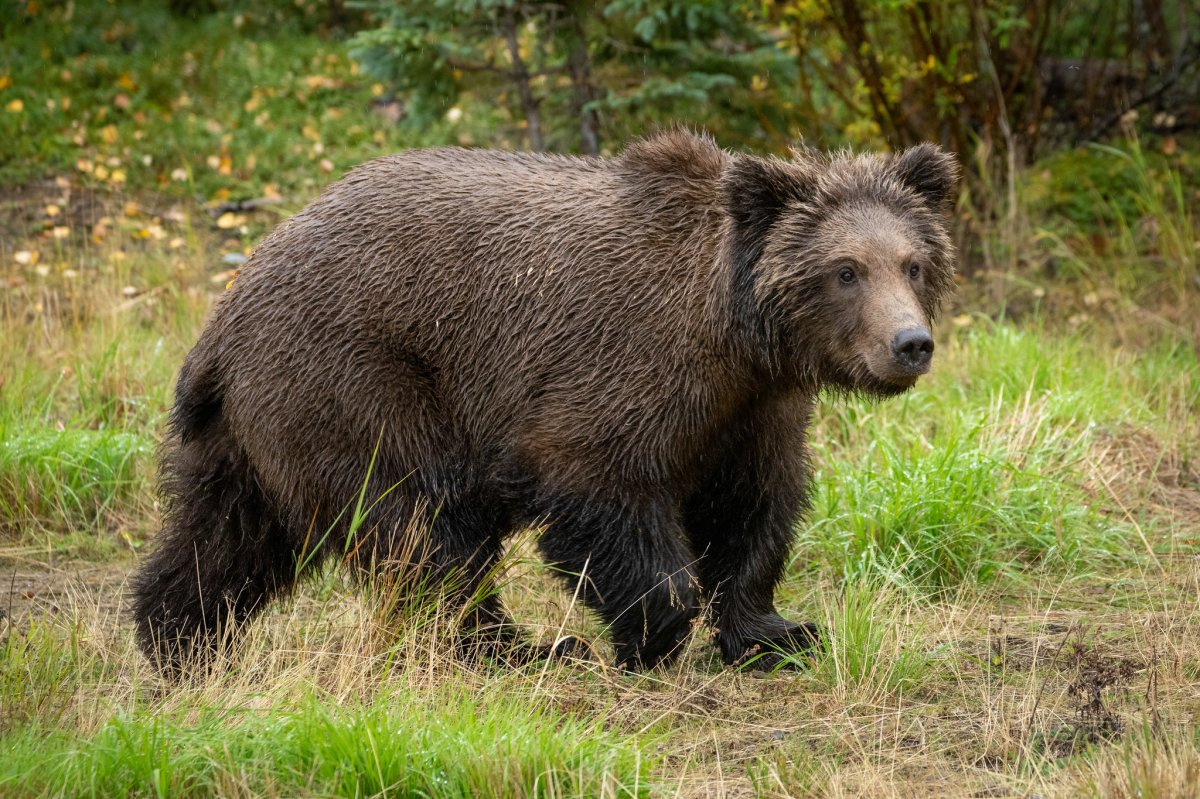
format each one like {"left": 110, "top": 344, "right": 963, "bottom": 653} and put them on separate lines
{"left": 800, "top": 429, "right": 1118, "bottom": 588}
{"left": 0, "top": 426, "right": 153, "bottom": 537}
{"left": 809, "top": 580, "right": 935, "bottom": 697}
{"left": 2, "top": 690, "right": 653, "bottom": 798}
{"left": 795, "top": 322, "right": 1198, "bottom": 591}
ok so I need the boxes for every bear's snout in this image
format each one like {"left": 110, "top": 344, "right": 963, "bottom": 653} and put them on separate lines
{"left": 890, "top": 327, "right": 934, "bottom": 373}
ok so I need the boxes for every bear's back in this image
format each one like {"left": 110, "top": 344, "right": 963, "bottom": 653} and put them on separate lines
{"left": 200, "top": 135, "right": 743, "bottom": 506}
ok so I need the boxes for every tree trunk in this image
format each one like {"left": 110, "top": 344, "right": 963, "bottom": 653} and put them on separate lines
{"left": 567, "top": 8, "right": 600, "bottom": 156}
{"left": 502, "top": 9, "right": 545, "bottom": 152}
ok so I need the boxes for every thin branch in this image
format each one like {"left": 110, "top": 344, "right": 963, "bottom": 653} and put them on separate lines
{"left": 1073, "top": 40, "right": 1199, "bottom": 145}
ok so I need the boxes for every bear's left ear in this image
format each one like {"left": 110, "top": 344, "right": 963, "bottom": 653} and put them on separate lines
{"left": 891, "top": 143, "right": 959, "bottom": 215}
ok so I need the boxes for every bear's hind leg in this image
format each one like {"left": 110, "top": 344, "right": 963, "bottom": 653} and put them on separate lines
{"left": 350, "top": 492, "right": 553, "bottom": 666}
{"left": 535, "top": 491, "right": 699, "bottom": 670}
{"left": 132, "top": 431, "right": 309, "bottom": 675}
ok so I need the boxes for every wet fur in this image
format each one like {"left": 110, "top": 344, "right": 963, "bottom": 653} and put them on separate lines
{"left": 131, "top": 130, "right": 958, "bottom": 672}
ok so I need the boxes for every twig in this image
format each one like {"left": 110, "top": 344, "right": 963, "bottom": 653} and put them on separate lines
{"left": 208, "top": 196, "right": 292, "bottom": 216}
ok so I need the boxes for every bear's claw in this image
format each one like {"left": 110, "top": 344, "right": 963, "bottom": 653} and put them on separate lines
{"left": 731, "top": 621, "right": 824, "bottom": 671}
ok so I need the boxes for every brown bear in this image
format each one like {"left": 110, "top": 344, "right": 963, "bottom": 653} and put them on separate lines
{"left": 131, "top": 129, "right": 957, "bottom": 673}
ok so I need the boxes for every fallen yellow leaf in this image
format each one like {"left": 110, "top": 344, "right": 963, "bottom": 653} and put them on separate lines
{"left": 0, "top": 75, "right": 10, "bottom": 90}
{"left": 6, "top": 98, "right": 23, "bottom": 113}
{"left": 216, "top": 212, "right": 245, "bottom": 229}
{"left": 45, "top": 204, "right": 61, "bottom": 217}
{"left": 304, "top": 75, "right": 337, "bottom": 90}
{"left": 52, "top": 226, "right": 70, "bottom": 239}
{"left": 14, "top": 250, "right": 39, "bottom": 266}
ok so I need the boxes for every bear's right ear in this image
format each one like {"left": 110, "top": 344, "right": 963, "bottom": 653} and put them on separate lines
{"left": 721, "top": 156, "right": 813, "bottom": 272}
{"left": 720, "top": 156, "right": 815, "bottom": 334}
{"left": 721, "top": 156, "right": 811, "bottom": 241}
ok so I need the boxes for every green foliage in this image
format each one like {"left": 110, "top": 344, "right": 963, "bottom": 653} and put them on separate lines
{"left": 1023, "top": 143, "right": 1199, "bottom": 232}
{"left": 593, "top": 0, "right": 795, "bottom": 144}
{"left": 1025, "top": 139, "right": 1199, "bottom": 302}
{"left": 348, "top": 0, "right": 795, "bottom": 152}
{"left": 348, "top": 0, "right": 496, "bottom": 125}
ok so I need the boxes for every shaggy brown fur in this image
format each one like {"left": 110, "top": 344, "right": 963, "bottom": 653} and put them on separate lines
{"left": 131, "top": 129, "right": 958, "bottom": 673}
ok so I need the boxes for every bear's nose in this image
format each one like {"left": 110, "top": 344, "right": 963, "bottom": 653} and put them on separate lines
{"left": 891, "top": 327, "right": 934, "bottom": 372}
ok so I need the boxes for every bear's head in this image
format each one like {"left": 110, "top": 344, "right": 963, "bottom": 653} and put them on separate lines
{"left": 723, "top": 143, "right": 958, "bottom": 396}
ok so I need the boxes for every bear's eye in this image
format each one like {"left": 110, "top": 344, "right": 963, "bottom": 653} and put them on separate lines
{"left": 838, "top": 266, "right": 857, "bottom": 285}
{"left": 908, "top": 262, "right": 921, "bottom": 279}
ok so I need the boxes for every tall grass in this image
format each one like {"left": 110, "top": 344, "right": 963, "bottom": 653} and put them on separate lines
{"left": 0, "top": 427, "right": 152, "bottom": 538}
{"left": 1021, "top": 138, "right": 1198, "bottom": 316}
{"left": 810, "top": 580, "right": 934, "bottom": 698}
{"left": 1054, "top": 726, "right": 1200, "bottom": 799}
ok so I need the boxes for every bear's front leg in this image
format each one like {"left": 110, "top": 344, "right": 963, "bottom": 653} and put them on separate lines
{"left": 685, "top": 397, "right": 823, "bottom": 669}
{"left": 535, "top": 491, "right": 700, "bottom": 670}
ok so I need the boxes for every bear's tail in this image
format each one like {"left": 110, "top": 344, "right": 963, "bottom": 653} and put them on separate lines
{"left": 131, "top": 351, "right": 301, "bottom": 675}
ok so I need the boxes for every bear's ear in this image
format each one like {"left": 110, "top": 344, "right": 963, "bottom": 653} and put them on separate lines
{"left": 891, "top": 143, "right": 959, "bottom": 215}
{"left": 720, "top": 156, "right": 815, "bottom": 334}
{"left": 721, "top": 155, "right": 812, "bottom": 241}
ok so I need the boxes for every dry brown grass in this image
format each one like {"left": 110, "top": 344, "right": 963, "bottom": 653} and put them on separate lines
{"left": 6, "top": 536, "right": 1200, "bottom": 796}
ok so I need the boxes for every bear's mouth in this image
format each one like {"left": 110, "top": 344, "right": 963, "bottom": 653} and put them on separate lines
{"left": 868, "top": 371, "right": 920, "bottom": 396}
{"left": 859, "top": 357, "right": 923, "bottom": 396}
